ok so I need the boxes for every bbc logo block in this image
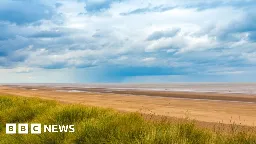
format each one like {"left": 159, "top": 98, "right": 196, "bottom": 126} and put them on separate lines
{"left": 6, "top": 123, "right": 41, "bottom": 134}
{"left": 18, "top": 123, "right": 28, "bottom": 134}
{"left": 5, "top": 123, "right": 74, "bottom": 134}
{"left": 6, "top": 123, "right": 16, "bottom": 134}
{"left": 31, "top": 123, "right": 41, "bottom": 134}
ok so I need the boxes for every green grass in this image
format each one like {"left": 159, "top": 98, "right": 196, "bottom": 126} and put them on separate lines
{"left": 0, "top": 95, "right": 256, "bottom": 144}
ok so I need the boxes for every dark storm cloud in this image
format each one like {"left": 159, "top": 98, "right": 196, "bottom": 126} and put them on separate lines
{"left": 0, "top": 0, "right": 54, "bottom": 25}
{"left": 147, "top": 28, "right": 180, "bottom": 41}
{"left": 79, "top": 0, "right": 124, "bottom": 13}
{"left": 30, "top": 30, "right": 64, "bottom": 38}
{"left": 120, "top": 5, "right": 176, "bottom": 16}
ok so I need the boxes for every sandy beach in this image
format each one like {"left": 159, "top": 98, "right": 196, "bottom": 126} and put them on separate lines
{"left": 1, "top": 84, "right": 256, "bottom": 126}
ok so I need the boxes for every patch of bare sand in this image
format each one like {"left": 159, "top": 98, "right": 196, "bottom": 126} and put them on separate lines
{"left": 0, "top": 86, "right": 256, "bottom": 127}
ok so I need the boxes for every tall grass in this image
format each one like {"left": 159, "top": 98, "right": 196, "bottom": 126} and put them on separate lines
{"left": 0, "top": 95, "right": 255, "bottom": 144}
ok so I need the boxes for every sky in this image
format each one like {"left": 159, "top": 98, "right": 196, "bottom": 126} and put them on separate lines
{"left": 0, "top": 0, "right": 256, "bottom": 83}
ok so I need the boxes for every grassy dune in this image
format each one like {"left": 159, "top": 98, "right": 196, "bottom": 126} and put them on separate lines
{"left": 0, "top": 95, "right": 256, "bottom": 144}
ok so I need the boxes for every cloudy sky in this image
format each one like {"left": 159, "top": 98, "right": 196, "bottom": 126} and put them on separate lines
{"left": 0, "top": 0, "right": 256, "bottom": 83}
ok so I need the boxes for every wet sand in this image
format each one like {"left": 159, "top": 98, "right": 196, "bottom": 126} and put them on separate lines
{"left": 1, "top": 85, "right": 256, "bottom": 126}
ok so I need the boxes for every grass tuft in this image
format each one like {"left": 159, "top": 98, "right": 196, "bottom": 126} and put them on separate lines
{"left": 0, "top": 95, "right": 255, "bottom": 144}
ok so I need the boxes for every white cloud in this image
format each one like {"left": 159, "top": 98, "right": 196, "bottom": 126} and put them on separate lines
{"left": 242, "top": 52, "right": 256, "bottom": 63}
{"left": 12, "top": 67, "right": 33, "bottom": 73}
{"left": 142, "top": 57, "right": 156, "bottom": 62}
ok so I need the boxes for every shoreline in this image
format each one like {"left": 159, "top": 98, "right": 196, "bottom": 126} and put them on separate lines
{"left": 6, "top": 85, "right": 256, "bottom": 103}
{"left": 1, "top": 85, "right": 256, "bottom": 126}
{"left": 2, "top": 83, "right": 256, "bottom": 94}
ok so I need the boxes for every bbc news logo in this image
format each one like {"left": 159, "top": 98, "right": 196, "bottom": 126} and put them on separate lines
{"left": 6, "top": 123, "right": 75, "bottom": 134}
